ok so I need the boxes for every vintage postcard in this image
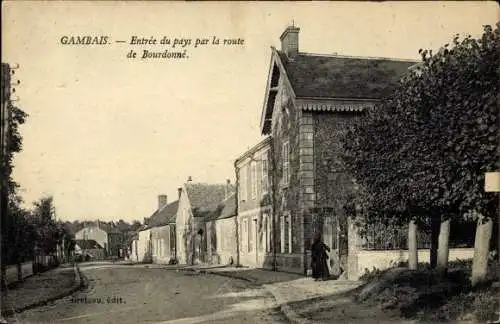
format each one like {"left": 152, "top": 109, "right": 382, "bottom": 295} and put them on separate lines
{"left": 1, "top": 1, "right": 499, "bottom": 323}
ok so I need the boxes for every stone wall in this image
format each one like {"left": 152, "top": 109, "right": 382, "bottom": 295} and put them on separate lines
{"left": 299, "top": 111, "right": 315, "bottom": 261}
{"left": 270, "top": 77, "right": 303, "bottom": 273}
{"left": 353, "top": 248, "right": 475, "bottom": 280}
{"left": 313, "top": 111, "right": 363, "bottom": 278}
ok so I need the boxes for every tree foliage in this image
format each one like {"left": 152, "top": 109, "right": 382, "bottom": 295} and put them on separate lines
{"left": 342, "top": 24, "right": 499, "bottom": 227}
{"left": 4, "top": 104, "right": 28, "bottom": 197}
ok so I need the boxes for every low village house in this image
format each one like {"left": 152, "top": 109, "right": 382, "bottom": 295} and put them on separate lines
{"left": 74, "top": 223, "right": 108, "bottom": 260}
{"left": 175, "top": 179, "right": 236, "bottom": 265}
{"left": 74, "top": 221, "right": 125, "bottom": 260}
{"left": 149, "top": 194, "right": 178, "bottom": 264}
{"left": 74, "top": 239, "right": 106, "bottom": 260}
{"left": 131, "top": 25, "right": 476, "bottom": 280}
{"left": 132, "top": 179, "right": 237, "bottom": 266}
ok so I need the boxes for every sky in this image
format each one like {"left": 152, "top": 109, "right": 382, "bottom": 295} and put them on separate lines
{"left": 2, "top": 1, "right": 498, "bottom": 223}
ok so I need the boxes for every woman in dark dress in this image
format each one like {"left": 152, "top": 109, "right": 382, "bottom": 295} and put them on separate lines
{"left": 311, "top": 233, "right": 331, "bottom": 281}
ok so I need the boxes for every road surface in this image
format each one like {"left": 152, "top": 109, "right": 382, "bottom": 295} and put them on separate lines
{"left": 9, "top": 263, "right": 289, "bottom": 324}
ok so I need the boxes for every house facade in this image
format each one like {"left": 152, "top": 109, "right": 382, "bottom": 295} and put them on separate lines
{"left": 107, "top": 230, "right": 123, "bottom": 258}
{"left": 253, "top": 25, "right": 418, "bottom": 277}
{"left": 75, "top": 226, "right": 108, "bottom": 256}
{"left": 149, "top": 195, "right": 179, "bottom": 264}
{"left": 175, "top": 180, "right": 234, "bottom": 265}
{"left": 235, "top": 137, "right": 274, "bottom": 268}
{"left": 74, "top": 239, "right": 106, "bottom": 260}
{"left": 131, "top": 194, "right": 179, "bottom": 264}
{"left": 135, "top": 228, "right": 152, "bottom": 263}
{"left": 207, "top": 193, "right": 238, "bottom": 265}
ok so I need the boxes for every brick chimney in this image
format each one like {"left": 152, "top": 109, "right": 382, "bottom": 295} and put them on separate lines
{"left": 280, "top": 25, "right": 300, "bottom": 59}
{"left": 158, "top": 194, "right": 167, "bottom": 210}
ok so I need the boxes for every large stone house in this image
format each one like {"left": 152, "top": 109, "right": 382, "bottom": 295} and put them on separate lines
{"left": 248, "top": 25, "right": 419, "bottom": 277}
{"left": 175, "top": 180, "right": 234, "bottom": 265}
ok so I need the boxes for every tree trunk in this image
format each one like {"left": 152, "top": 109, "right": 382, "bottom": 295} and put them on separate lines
{"left": 430, "top": 215, "right": 440, "bottom": 268}
{"left": 471, "top": 214, "right": 493, "bottom": 286}
{"left": 408, "top": 220, "right": 418, "bottom": 270}
{"left": 437, "top": 217, "right": 450, "bottom": 274}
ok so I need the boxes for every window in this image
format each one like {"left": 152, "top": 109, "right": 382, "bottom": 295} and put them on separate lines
{"left": 248, "top": 219, "right": 254, "bottom": 252}
{"left": 266, "top": 214, "right": 272, "bottom": 253}
{"left": 241, "top": 219, "right": 248, "bottom": 253}
{"left": 257, "top": 217, "right": 267, "bottom": 252}
{"left": 282, "top": 142, "right": 290, "bottom": 186}
{"left": 261, "top": 155, "right": 269, "bottom": 194}
{"left": 263, "top": 216, "right": 268, "bottom": 252}
{"left": 281, "top": 214, "right": 292, "bottom": 254}
{"left": 251, "top": 161, "right": 257, "bottom": 199}
{"left": 239, "top": 166, "right": 248, "bottom": 201}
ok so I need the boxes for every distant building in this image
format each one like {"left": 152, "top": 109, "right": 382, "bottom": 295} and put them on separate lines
{"left": 107, "top": 229, "right": 124, "bottom": 258}
{"left": 74, "top": 239, "right": 105, "bottom": 260}
{"left": 149, "top": 194, "right": 179, "bottom": 264}
{"left": 75, "top": 225, "right": 108, "bottom": 256}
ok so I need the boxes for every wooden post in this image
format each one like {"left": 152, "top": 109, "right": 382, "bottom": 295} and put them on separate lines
{"left": 437, "top": 217, "right": 451, "bottom": 274}
{"left": 408, "top": 219, "right": 418, "bottom": 270}
{"left": 484, "top": 172, "right": 500, "bottom": 256}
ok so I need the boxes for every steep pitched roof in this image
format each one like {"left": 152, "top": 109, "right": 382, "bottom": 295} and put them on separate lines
{"left": 202, "top": 193, "right": 237, "bottom": 222}
{"left": 217, "top": 194, "right": 237, "bottom": 220}
{"left": 185, "top": 183, "right": 234, "bottom": 218}
{"left": 276, "top": 51, "right": 417, "bottom": 99}
{"left": 148, "top": 200, "right": 179, "bottom": 227}
{"left": 75, "top": 239, "right": 103, "bottom": 250}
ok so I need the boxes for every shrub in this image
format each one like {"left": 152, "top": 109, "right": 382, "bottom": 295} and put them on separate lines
{"left": 359, "top": 266, "right": 384, "bottom": 282}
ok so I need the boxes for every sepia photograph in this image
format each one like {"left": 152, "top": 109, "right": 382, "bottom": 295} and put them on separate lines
{"left": 1, "top": 1, "right": 499, "bottom": 323}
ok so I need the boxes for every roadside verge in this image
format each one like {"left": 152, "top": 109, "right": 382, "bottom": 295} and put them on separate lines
{"left": 2, "top": 262, "right": 86, "bottom": 317}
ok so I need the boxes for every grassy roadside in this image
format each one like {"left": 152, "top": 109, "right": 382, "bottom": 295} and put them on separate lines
{"left": 355, "top": 260, "right": 499, "bottom": 322}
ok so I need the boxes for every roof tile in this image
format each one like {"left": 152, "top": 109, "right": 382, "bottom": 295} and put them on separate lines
{"left": 277, "top": 51, "right": 417, "bottom": 99}
{"left": 148, "top": 200, "right": 179, "bottom": 227}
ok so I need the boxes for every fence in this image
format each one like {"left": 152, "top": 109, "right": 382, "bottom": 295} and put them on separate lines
{"left": 5, "top": 261, "right": 33, "bottom": 286}
{"left": 360, "top": 220, "right": 476, "bottom": 251}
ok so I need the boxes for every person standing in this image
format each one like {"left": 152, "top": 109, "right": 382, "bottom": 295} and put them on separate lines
{"left": 311, "top": 232, "right": 331, "bottom": 281}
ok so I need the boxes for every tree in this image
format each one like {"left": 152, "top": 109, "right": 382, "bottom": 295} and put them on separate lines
{"left": 343, "top": 24, "right": 499, "bottom": 278}
{"left": 32, "top": 196, "right": 58, "bottom": 256}
{"left": 1, "top": 63, "right": 28, "bottom": 289}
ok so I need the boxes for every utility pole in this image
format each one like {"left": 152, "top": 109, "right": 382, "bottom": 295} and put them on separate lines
{"left": 1, "top": 63, "right": 11, "bottom": 294}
